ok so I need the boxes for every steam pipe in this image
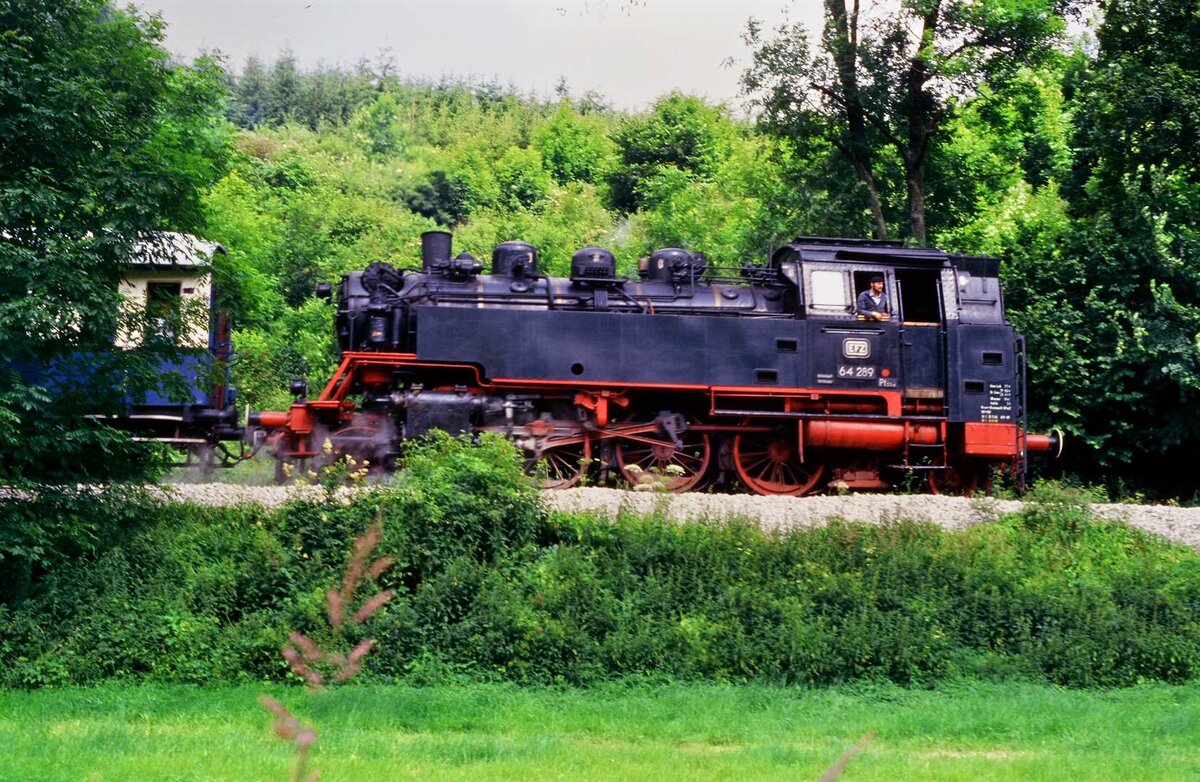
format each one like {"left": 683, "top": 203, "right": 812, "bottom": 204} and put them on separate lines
{"left": 804, "top": 420, "right": 940, "bottom": 451}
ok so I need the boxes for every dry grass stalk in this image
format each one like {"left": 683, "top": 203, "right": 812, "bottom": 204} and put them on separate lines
{"left": 281, "top": 644, "right": 324, "bottom": 689}
{"left": 352, "top": 589, "right": 394, "bottom": 624}
{"left": 338, "top": 522, "right": 382, "bottom": 609}
{"left": 366, "top": 555, "right": 394, "bottom": 581}
{"left": 331, "top": 639, "right": 376, "bottom": 683}
{"left": 280, "top": 521, "right": 395, "bottom": 690}
{"left": 326, "top": 588, "right": 344, "bottom": 630}
{"left": 262, "top": 516, "right": 395, "bottom": 781}
{"left": 289, "top": 631, "right": 324, "bottom": 663}
{"left": 259, "top": 695, "right": 320, "bottom": 782}
{"left": 818, "top": 732, "right": 876, "bottom": 782}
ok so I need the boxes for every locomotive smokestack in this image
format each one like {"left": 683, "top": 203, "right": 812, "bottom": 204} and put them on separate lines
{"left": 421, "top": 230, "right": 452, "bottom": 272}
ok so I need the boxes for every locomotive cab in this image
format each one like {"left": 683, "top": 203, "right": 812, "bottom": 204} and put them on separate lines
{"left": 784, "top": 241, "right": 953, "bottom": 410}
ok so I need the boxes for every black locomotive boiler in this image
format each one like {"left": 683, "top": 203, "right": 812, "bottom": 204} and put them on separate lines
{"left": 251, "top": 231, "right": 1060, "bottom": 494}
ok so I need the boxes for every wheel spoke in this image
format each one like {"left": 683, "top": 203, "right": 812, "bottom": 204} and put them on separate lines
{"left": 733, "top": 420, "right": 824, "bottom": 496}
{"left": 928, "top": 461, "right": 979, "bottom": 497}
{"left": 527, "top": 437, "right": 591, "bottom": 489}
{"left": 615, "top": 426, "right": 712, "bottom": 492}
{"left": 743, "top": 452, "right": 773, "bottom": 472}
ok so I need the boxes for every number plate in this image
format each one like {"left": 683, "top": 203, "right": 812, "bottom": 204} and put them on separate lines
{"left": 837, "top": 365, "right": 876, "bottom": 379}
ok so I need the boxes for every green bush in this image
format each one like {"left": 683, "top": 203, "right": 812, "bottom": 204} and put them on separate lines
{"left": 533, "top": 103, "right": 617, "bottom": 186}
{"left": 607, "top": 93, "right": 732, "bottom": 213}
{"left": 4, "top": 447, "right": 1200, "bottom": 688}
{"left": 0, "top": 485, "right": 163, "bottom": 606}
{"left": 493, "top": 147, "right": 552, "bottom": 212}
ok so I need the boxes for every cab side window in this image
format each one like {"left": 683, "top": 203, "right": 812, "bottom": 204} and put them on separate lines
{"left": 852, "top": 270, "right": 890, "bottom": 320}
{"left": 808, "top": 270, "right": 850, "bottom": 313}
{"left": 853, "top": 271, "right": 880, "bottom": 300}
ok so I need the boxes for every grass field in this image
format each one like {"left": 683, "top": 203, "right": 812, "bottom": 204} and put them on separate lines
{"left": 2, "top": 681, "right": 1198, "bottom": 781}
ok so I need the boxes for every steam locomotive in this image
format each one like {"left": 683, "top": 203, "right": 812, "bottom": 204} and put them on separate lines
{"left": 250, "top": 231, "right": 1060, "bottom": 494}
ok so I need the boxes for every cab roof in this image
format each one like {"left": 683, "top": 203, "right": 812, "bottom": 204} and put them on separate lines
{"left": 772, "top": 237, "right": 1000, "bottom": 278}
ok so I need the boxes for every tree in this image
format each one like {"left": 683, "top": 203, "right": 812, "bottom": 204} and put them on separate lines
{"left": 494, "top": 147, "right": 552, "bottom": 212}
{"left": 266, "top": 49, "right": 301, "bottom": 125}
{"left": 1009, "top": 0, "right": 1200, "bottom": 495}
{"left": 577, "top": 89, "right": 612, "bottom": 116}
{"left": 229, "top": 56, "right": 269, "bottom": 128}
{"left": 534, "top": 103, "right": 617, "bottom": 186}
{"left": 354, "top": 92, "right": 404, "bottom": 160}
{"left": 742, "top": 0, "right": 1070, "bottom": 244}
{"left": 401, "top": 170, "right": 471, "bottom": 227}
{"left": 0, "top": 0, "right": 229, "bottom": 482}
{"left": 932, "top": 0, "right": 1200, "bottom": 497}
{"left": 607, "top": 93, "right": 730, "bottom": 213}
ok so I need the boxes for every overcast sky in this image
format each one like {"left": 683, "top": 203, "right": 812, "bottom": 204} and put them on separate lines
{"left": 133, "top": 0, "right": 824, "bottom": 111}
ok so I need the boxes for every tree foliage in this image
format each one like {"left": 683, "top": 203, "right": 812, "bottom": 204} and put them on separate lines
{"left": 534, "top": 102, "right": 617, "bottom": 186}
{"left": 606, "top": 93, "right": 731, "bottom": 213}
{"left": 742, "top": 0, "right": 1071, "bottom": 244}
{"left": 0, "top": 0, "right": 229, "bottom": 482}
{"left": 494, "top": 147, "right": 553, "bottom": 212}
{"left": 925, "top": 0, "right": 1200, "bottom": 497}
{"left": 354, "top": 92, "right": 406, "bottom": 160}
{"left": 1005, "top": 0, "right": 1200, "bottom": 495}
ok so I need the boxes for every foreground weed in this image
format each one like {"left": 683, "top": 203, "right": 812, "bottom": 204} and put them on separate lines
{"left": 259, "top": 695, "right": 318, "bottom": 782}
{"left": 283, "top": 521, "right": 394, "bottom": 687}
{"left": 819, "top": 732, "right": 875, "bottom": 781}
{"left": 261, "top": 518, "right": 394, "bottom": 780}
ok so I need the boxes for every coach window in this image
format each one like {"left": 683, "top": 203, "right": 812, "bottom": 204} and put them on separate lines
{"left": 146, "top": 281, "right": 182, "bottom": 343}
{"left": 808, "top": 269, "right": 850, "bottom": 314}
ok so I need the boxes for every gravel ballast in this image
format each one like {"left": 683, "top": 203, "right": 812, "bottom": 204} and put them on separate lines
{"left": 154, "top": 483, "right": 1200, "bottom": 551}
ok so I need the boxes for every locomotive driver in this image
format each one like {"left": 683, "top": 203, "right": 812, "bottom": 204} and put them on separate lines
{"left": 856, "top": 274, "right": 890, "bottom": 320}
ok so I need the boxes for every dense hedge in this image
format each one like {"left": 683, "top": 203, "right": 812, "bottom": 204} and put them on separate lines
{"left": 3, "top": 434, "right": 1200, "bottom": 688}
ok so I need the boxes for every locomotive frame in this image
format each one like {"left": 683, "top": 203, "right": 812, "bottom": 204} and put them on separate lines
{"left": 251, "top": 232, "right": 1059, "bottom": 495}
